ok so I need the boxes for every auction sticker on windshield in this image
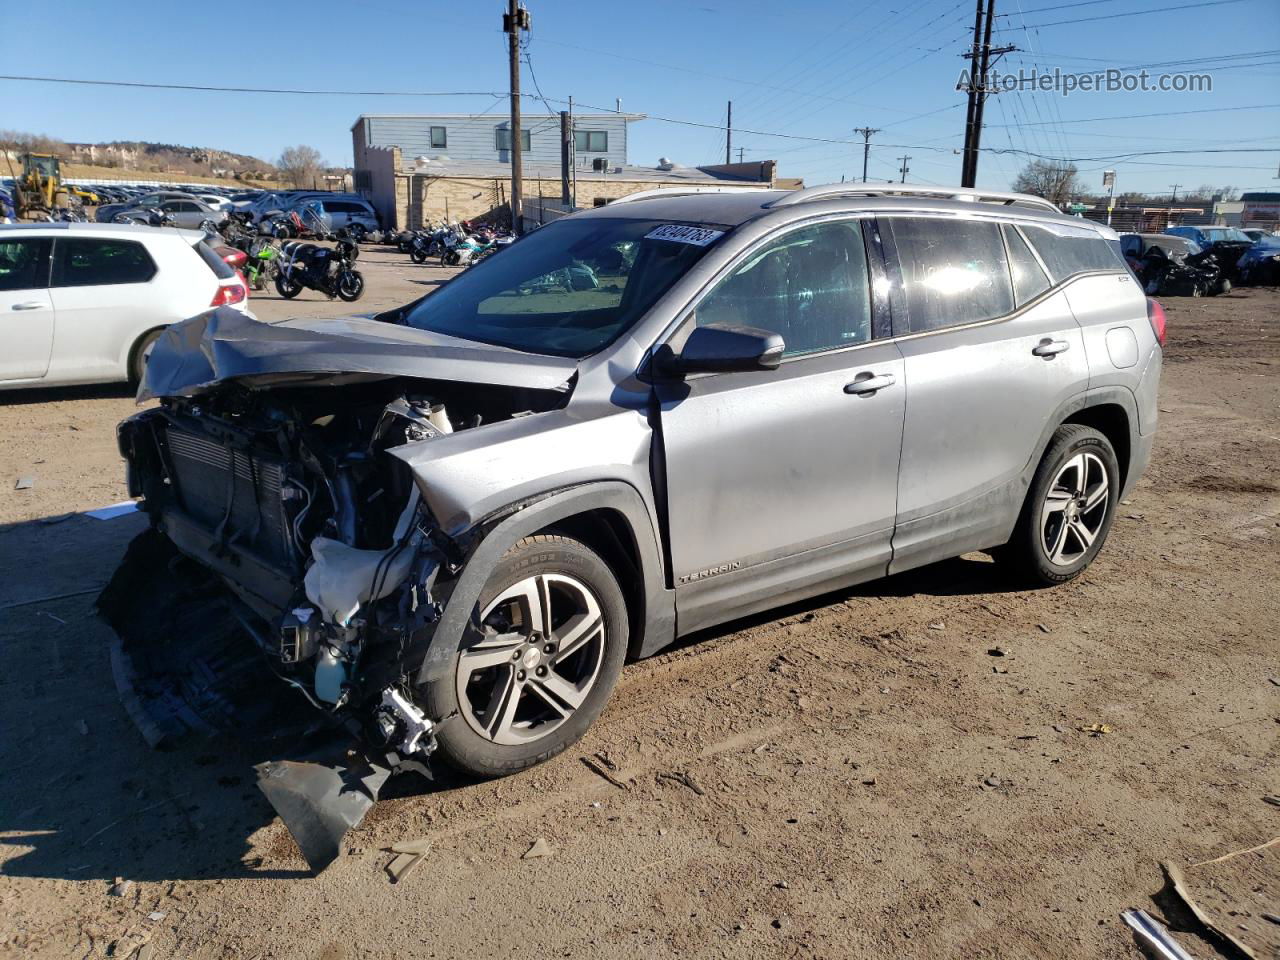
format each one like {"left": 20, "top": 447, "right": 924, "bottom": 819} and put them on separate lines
{"left": 645, "top": 224, "right": 725, "bottom": 246}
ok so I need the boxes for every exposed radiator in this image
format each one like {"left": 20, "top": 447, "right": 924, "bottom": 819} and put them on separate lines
{"left": 164, "top": 426, "right": 293, "bottom": 566}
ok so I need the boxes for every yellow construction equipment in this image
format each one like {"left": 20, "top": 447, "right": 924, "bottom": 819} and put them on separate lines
{"left": 8, "top": 153, "right": 70, "bottom": 219}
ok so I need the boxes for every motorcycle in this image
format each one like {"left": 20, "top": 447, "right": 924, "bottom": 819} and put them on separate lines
{"left": 275, "top": 237, "right": 364, "bottom": 302}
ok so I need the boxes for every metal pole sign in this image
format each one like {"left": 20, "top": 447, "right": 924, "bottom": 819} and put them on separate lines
{"left": 1103, "top": 169, "right": 1116, "bottom": 227}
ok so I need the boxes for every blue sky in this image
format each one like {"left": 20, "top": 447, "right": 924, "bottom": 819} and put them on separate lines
{"left": 3, "top": 0, "right": 1278, "bottom": 196}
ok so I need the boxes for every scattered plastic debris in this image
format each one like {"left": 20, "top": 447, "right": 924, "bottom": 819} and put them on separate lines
{"left": 522, "top": 837, "right": 553, "bottom": 860}
{"left": 85, "top": 501, "right": 140, "bottom": 521}
{"left": 1078, "top": 723, "right": 1113, "bottom": 736}
{"left": 385, "top": 837, "right": 431, "bottom": 883}
{"left": 14, "top": 477, "right": 35, "bottom": 491}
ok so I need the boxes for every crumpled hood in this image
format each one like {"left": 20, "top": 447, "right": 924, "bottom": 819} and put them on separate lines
{"left": 138, "top": 307, "right": 578, "bottom": 400}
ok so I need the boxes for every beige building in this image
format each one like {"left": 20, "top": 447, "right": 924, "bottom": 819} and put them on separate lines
{"left": 354, "top": 140, "right": 783, "bottom": 231}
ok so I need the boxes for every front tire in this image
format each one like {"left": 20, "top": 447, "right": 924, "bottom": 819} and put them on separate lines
{"left": 336, "top": 270, "right": 364, "bottom": 301}
{"left": 1002, "top": 424, "right": 1119, "bottom": 586}
{"left": 410, "top": 246, "right": 427, "bottom": 264}
{"left": 424, "top": 535, "right": 629, "bottom": 779}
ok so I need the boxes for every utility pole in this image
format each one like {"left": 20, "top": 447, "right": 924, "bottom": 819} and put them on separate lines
{"left": 737, "top": 147, "right": 745, "bottom": 163}
{"left": 959, "top": 0, "right": 1015, "bottom": 187}
{"left": 725, "top": 101, "right": 733, "bottom": 166}
{"left": 503, "top": 0, "right": 530, "bottom": 234}
{"left": 854, "top": 127, "right": 880, "bottom": 183}
{"left": 1169, "top": 183, "right": 1181, "bottom": 203}
{"left": 898, "top": 154, "right": 911, "bottom": 183}
{"left": 559, "top": 110, "right": 572, "bottom": 207}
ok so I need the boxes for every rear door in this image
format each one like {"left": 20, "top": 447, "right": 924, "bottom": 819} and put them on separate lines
{"left": 0, "top": 236, "right": 55, "bottom": 381}
{"left": 884, "top": 215, "right": 1090, "bottom": 571}
{"left": 47, "top": 236, "right": 167, "bottom": 380}
{"left": 655, "top": 217, "right": 905, "bottom": 631}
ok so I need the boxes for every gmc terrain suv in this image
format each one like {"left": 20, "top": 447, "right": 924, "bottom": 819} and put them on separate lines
{"left": 101, "top": 184, "right": 1163, "bottom": 869}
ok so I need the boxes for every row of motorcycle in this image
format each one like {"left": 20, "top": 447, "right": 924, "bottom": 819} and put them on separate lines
{"left": 392, "top": 220, "right": 516, "bottom": 267}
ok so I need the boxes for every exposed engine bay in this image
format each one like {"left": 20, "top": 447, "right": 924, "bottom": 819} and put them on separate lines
{"left": 99, "top": 374, "right": 568, "bottom": 870}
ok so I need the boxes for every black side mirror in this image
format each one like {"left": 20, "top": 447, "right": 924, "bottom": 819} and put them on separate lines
{"left": 667, "top": 323, "right": 785, "bottom": 376}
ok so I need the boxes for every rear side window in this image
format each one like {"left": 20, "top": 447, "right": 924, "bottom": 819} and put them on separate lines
{"left": 1021, "top": 224, "right": 1125, "bottom": 282}
{"left": 697, "top": 219, "right": 872, "bottom": 357}
{"left": 52, "top": 238, "right": 157, "bottom": 286}
{"left": 194, "top": 240, "right": 235, "bottom": 279}
{"left": 1004, "top": 225, "right": 1051, "bottom": 307}
{"left": 889, "top": 217, "right": 1013, "bottom": 332}
{"left": 0, "top": 238, "right": 51, "bottom": 291}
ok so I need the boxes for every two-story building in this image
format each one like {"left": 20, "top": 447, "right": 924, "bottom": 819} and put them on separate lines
{"left": 351, "top": 112, "right": 781, "bottom": 230}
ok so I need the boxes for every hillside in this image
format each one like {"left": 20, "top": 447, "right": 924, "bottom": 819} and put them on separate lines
{"left": 1, "top": 131, "right": 278, "bottom": 183}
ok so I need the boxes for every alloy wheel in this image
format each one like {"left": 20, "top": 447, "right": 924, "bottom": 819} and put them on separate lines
{"left": 456, "top": 573, "right": 606, "bottom": 746}
{"left": 1040, "top": 451, "right": 1109, "bottom": 566}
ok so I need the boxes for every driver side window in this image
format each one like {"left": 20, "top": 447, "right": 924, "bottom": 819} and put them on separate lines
{"left": 696, "top": 220, "right": 872, "bottom": 357}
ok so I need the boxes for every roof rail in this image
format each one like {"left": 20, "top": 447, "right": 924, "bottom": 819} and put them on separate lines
{"left": 769, "top": 183, "right": 1060, "bottom": 214}
{"left": 610, "top": 185, "right": 773, "bottom": 205}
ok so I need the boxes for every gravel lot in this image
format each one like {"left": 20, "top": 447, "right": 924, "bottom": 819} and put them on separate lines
{"left": 1, "top": 255, "right": 1276, "bottom": 960}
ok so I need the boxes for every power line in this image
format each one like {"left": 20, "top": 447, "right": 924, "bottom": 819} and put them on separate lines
{"left": 986, "top": 101, "right": 1280, "bottom": 127}
{"left": 996, "top": 0, "right": 1246, "bottom": 30}
{"left": 0, "top": 74, "right": 503, "bottom": 97}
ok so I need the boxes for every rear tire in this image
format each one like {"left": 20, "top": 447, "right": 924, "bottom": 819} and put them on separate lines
{"left": 423, "top": 535, "right": 628, "bottom": 779}
{"left": 410, "top": 247, "right": 427, "bottom": 264}
{"left": 128, "top": 328, "right": 164, "bottom": 387}
{"left": 275, "top": 274, "right": 302, "bottom": 299}
{"left": 1001, "top": 424, "right": 1119, "bottom": 587}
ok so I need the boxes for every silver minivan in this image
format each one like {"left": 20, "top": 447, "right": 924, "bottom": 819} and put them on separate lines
{"left": 104, "top": 184, "right": 1162, "bottom": 868}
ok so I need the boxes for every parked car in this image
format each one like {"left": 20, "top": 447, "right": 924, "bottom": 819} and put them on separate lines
{"left": 1236, "top": 235, "right": 1280, "bottom": 286}
{"left": 0, "top": 222, "right": 250, "bottom": 389}
{"left": 1164, "top": 225, "right": 1254, "bottom": 279}
{"left": 197, "top": 194, "right": 233, "bottom": 212}
{"left": 101, "top": 184, "right": 1161, "bottom": 870}
{"left": 113, "top": 196, "right": 229, "bottom": 232}
{"left": 316, "top": 196, "right": 379, "bottom": 239}
{"left": 1119, "top": 232, "right": 1229, "bottom": 296}
{"left": 96, "top": 190, "right": 199, "bottom": 224}
{"left": 1242, "top": 228, "right": 1272, "bottom": 243}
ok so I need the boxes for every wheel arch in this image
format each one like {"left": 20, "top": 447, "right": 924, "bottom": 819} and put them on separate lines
{"left": 414, "top": 481, "right": 675, "bottom": 686}
{"left": 125, "top": 324, "right": 168, "bottom": 385}
{"left": 1061, "top": 402, "right": 1132, "bottom": 492}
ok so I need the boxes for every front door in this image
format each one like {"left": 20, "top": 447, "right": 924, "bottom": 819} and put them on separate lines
{"left": 656, "top": 218, "right": 905, "bottom": 633}
{"left": 0, "top": 236, "right": 55, "bottom": 381}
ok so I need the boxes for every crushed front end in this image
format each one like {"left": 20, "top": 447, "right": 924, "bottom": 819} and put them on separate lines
{"left": 100, "top": 371, "right": 563, "bottom": 870}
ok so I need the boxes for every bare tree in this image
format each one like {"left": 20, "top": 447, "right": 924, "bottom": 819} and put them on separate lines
{"left": 1012, "top": 159, "right": 1080, "bottom": 208}
{"left": 278, "top": 144, "right": 324, "bottom": 189}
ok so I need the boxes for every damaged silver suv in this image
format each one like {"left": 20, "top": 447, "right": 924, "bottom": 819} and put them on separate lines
{"left": 101, "top": 184, "right": 1163, "bottom": 869}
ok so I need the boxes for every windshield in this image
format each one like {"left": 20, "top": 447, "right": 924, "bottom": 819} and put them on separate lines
{"left": 1202, "top": 227, "right": 1251, "bottom": 243}
{"left": 401, "top": 217, "right": 730, "bottom": 358}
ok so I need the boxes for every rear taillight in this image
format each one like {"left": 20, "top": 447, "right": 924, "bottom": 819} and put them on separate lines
{"left": 1146, "top": 297, "right": 1167, "bottom": 346}
{"left": 210, "top": 279, "right": 247, "bottom": 307}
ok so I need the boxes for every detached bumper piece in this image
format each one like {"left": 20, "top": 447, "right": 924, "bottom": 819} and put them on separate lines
{"left": 256, "top": 748, "right": 392, "bottom": 872}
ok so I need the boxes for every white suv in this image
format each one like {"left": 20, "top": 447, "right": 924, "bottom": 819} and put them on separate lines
{"left": 0, "top": 222, "right": 251, "bottom": 390}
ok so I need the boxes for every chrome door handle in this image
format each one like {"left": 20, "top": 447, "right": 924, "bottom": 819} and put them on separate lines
{"left": 12, "top": 302, "right": 47, "bottom": 311}
{"left": 1032, "top": 339, "right": 1070, "bottom": 358}
{"left": 844, "top": 372, "right": 896, "bottom": 395}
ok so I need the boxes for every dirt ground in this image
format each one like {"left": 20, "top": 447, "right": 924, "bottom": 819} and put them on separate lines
{"left": 1, "top": 259, "right": 1277, "bottom": 960}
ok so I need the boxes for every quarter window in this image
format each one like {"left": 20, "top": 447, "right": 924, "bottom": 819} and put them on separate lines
{"left": 52, "top": 238, "right": 157, "bottom": 287}
{"left": 575, "top": 130, "right": 608, "bottom": 153}
{"left": 0, "top": 238, "right": 50, "bottom": 291}
{"left": 1021, "top": 223, "right": 1126, "bottom": 282}
{"left": 430, "top": 126, "right": 447, "bottom": 149}
{"left": 1004, "top": 224, "right": 1052, "bottom": 307}
{"left": 495, "top": 127, "right": 532, "bottom": 151}
{"left": 889, "top": 217, "right": 1014, "bottom": 332}
{"left": 696, "top": 220, "right": 872, "bottom": 357}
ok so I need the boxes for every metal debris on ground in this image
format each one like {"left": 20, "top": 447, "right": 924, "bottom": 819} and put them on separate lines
{"left": 1120, "top": 908, "right": 1197, "bottom": 960}
{"left": 522, "top": 837, "right": 553, "bottom": 859}
{"left": 14, "top": 476, "right": 35, "bottom": 490}
{"left": 1263, "top": 795, "right": 1280, "bottom": 808}
{"left": 1078, "top": 723, "right": 1114, "bottom": 735}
